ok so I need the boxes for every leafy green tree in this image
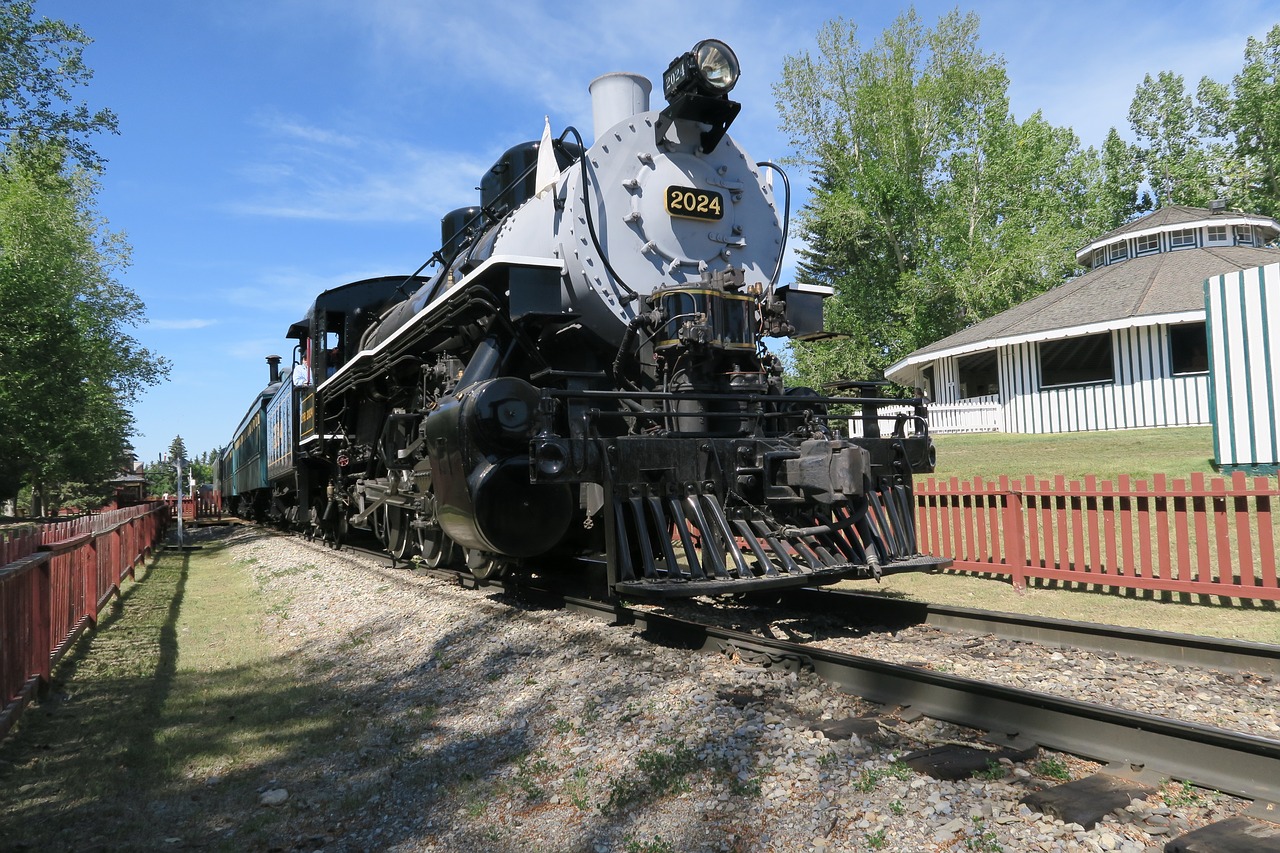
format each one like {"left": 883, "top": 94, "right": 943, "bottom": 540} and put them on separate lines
{"left": 1091, "top": 128, "right": 1151, "bottom": 230}
{"left": 1226, "top": 24, "right": 1280, "bottom": 217}
{"left": 0, "top": 6, "right": 162, "bottom": 513}
{"left": 0, "top": 0, "right": 118, "bottom": 170}
{"left": 774, "top": 10, "right": 1100, "bottom": 385}
{"left": 1127, "top": 71, "right": 1222, "bottom": 207}
{"left": 0, "top": 144, "right": 168, "bottom": 513}
{"left": 144, "top": 458, "right": 177, "bottom": 499}
{"left": 188, "top": 449, "right": 214, "bottom": 487}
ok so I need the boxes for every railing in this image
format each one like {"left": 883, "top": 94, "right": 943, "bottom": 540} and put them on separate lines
{"left": 161, "top": 495, "right": 222, "bottom": 521}
{"left": 927, "top": 395, "right": 1001, "bottom": 434}
{"left": 0, "top": 503, "right": 169, "bottom": 740}
{"left": 916, "top": 473, "right": 1280, "bottom": 600}
{"left": 847, "top": 396, "right": 1001, "bottom": 437}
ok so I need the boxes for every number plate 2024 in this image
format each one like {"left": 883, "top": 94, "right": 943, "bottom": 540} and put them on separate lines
{"left": 665, "top": 186, "right": 724, "bottom": 221}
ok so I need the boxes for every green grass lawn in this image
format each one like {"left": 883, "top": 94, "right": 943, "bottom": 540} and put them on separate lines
{"left": 0, "top": 532, "right": 341, "bottom": 851}
{"left": 928, "top": 426, "right": 1222, "bottom": 483}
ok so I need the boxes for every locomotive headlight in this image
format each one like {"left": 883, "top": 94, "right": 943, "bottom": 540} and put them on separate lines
{"left": 658, "top": 39, "right": 743, "bottom": 153}
{"left": 663, "top": 39, "right": 740, "bottom": 101}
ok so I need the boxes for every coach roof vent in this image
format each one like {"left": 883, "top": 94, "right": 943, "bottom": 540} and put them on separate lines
{"left": 266, "top": 355, "right": 282, "bottom": 384}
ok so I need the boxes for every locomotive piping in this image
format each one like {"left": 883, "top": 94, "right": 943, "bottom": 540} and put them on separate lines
{"left": 563, "top": 124, "right": 641, "bottom": 307}
{"left": 756, "top": 161, "right": 791, "bottom": 287}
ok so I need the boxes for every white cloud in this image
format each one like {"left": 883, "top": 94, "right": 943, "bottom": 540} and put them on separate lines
{"left": 149, "top": 318, "right": 218, "bottom": 330}
{"left": 230, "top": 113, "right": 491, "bottom": 223}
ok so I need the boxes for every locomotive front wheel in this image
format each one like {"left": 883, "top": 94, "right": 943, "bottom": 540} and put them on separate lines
{"left": 466, "top": 549, "right": 509, "bottom": 581}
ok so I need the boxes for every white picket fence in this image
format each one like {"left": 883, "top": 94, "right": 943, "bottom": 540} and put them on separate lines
{"left": 847, "top": 395, "right": 1001, "bottom": 437}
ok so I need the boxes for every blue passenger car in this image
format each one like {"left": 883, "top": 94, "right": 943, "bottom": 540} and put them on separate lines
{"left": 219, "top": 361, "right": 283, "bottom": 518}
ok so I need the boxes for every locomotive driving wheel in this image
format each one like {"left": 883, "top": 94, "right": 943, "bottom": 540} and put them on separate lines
{"left": 416, "top": 520, "right": 456, "bottom": 568}
{"left": 384, "top": 505, "right": 413, "bottom": 560}
{"left": 413, "top": 492, "right": 455, "bottom": 568}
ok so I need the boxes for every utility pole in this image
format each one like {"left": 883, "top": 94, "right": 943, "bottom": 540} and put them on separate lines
{"left": 176, "top": 454, "right": 187, "bottom": 546}
{"left": 164, "top": 452, "right": 188, "bottom": 546}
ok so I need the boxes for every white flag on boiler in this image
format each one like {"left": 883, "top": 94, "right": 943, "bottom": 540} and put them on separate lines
{"left": 534, "top": 115, "right": 559, "bottom": 197}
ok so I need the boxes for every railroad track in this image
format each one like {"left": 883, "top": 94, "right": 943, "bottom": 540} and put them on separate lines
{"left": 338, "top": 541, "right": 1280, "bottom": 847}
{"left": 796, "top": 587, "right": 1280, "bottom": 676}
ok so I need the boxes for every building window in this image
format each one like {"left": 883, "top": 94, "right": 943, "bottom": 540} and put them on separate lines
{"left": 1170, "top": 228, "right": 1197, "bottom": 249}
{"left": 1039, "top": 333, "right": 1114, "bottom": 388}
{"left": 957, "top": 350, "right": 998, "bottom": 399}
{"left": 1235, "top": 224, "right": 1254, "bottom": 246}
{"left": 1207, "top": 224, "right": 1228, "bottom": 244}
{"left": 1169, "top": 322, "right": 1209, "bottom": 375}
{"left": 1107, "top": 241, "right": 1128, "bottom": 262}
{"left": 1092, "top": 247, "right": 1105, "bottom": 267}
{"left": 1135, "top": 232, "right": 1160, "bottom": 254}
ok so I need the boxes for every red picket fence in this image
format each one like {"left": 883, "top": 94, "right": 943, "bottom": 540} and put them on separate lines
{"left": 0, "top": 503, "right": 169, "bottom": 740}
{"left": 916, "top": 472, "right": 1280, "bottom": 600}
{"left": 162, "top": 494, "right": 222, "bottom": 521}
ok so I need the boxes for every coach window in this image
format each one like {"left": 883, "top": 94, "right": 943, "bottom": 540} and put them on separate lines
{"left": 1039, "top": 333, "right": 1114, "bottom": 388}
{"left": 1169, "top": 322, "right": 1209, "bottom": 375}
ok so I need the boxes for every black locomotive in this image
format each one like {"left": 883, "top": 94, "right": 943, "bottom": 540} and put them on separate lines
{"left": 218, "top": 40, "right": 946, "bottom": 597}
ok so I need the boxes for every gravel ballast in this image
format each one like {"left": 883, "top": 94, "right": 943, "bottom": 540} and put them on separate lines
{"left": 190, "top": 525, "right": 1269, "bottom": 853}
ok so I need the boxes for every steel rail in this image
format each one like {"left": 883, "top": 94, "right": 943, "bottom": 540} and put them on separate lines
{"left": 551, "top": 593, "right": 1280, "bottom": 804}
{"left": 792, "top": 588, "right": 1280, "bottom": 676}
{"left": 323, "top": 542, "right": 1280, "bottom": 804}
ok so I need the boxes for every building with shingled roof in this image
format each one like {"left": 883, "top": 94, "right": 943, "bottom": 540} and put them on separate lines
{"left": 884, "top": 205, "right": 1280, "bottom": 434}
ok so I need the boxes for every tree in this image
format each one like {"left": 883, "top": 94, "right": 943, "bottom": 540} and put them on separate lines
{"left": 0, "top": 143, "right": 168, "bottom": 513}
{"left": 144, "top": 458, "right": 176, "bottom": 499}
{"left": 1226, "top": 24, "right": 1280, "bottom": 217}
{"left": 1127, "top": 71, "right": 1222, "bottom": 207}
{"left": 774, "top": 10, "right": 1100, "bottom": 385}
{"left": 0, "top": 0, "right": 118, "bottom": 170}
{"left": 1091, "top": 128, "right": 1150, "bottom": 230}
{"left": 188, "top": 449, "right": 214, "bottom": 488}
{"left": 0, "top": 6, "right": 162, "bottom": 514}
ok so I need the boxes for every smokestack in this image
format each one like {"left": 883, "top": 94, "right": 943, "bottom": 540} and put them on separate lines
{"left": 267, "top": 355, "right": 282, "bottom": 383}
{"left": 589, "top": 72, "right": 652, "bottom": 141}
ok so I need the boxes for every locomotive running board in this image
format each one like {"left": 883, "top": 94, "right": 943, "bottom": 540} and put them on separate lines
{"left": 606, "top": 487, "right": 950, "bottom": 600}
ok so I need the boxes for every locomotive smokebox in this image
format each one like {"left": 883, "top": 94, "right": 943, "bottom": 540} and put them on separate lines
{"left": 589, "top": 72, "right": 652, "bottom": 140}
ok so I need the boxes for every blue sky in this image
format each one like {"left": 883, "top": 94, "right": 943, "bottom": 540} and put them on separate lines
{"left": 37, "top": 0, "right": 1275, "bottom": 466}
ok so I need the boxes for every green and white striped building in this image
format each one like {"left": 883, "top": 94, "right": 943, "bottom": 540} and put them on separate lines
{"left": 886, "top": 205, "right": 1280, "bottom": 437}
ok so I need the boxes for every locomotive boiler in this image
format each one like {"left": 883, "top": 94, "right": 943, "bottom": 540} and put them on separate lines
{"left": 221, "top": 40, "right": 947, "bottom": 597}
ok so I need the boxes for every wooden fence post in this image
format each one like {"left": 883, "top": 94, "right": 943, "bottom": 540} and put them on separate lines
{"left": 999, "top": 475, "right": 1027, "bottom": 593}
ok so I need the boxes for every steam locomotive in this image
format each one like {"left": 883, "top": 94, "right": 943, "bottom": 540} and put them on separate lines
{"left": 218, "top": 40, "right": 946, "bottom": 598}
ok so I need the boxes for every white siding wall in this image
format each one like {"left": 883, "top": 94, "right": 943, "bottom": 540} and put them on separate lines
{"left": 1207, "top": 262, "right": 1280, "bottom": 471}
{"left": 923, "top": 325, "right": 1210, "bottom": 434}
